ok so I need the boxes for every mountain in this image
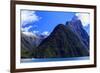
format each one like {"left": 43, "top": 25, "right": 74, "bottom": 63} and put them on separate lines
{"left": 21, "top": 32, "right": 48, "bottom": 58}
{"left": 66, "top": 20, "right": 89, "bottom": 50}
{"left": 84, "top": 24, "right": 90, "bottom": 35}
{"left": 32, "top": 23, "right": 89, "bottom": 58}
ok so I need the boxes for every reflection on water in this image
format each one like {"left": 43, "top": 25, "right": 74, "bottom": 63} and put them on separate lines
{"left": 21, "top": 56, "right": 89, "bottom": 63}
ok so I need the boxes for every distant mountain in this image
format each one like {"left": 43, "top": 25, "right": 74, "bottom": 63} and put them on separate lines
{"left": 21, "top": 32, "right": 48, "bottom": 58}
{"left": 32, "top": 23, "right": 89, "bottom": 58}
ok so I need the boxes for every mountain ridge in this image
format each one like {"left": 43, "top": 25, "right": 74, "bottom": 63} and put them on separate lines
{"left": 32, "top": 23, "right": 89, "bottom": 58}
{"left": 21, "top": 19, "right": 89, "bottom": 58}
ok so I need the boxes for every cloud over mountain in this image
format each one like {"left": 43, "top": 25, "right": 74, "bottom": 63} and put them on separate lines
{"left": 75, "top": 13, "right": 90, "bottom": 27}
{"left": 21, "top": 26, "right": 32, "bottom": 32}
{"left": 41, "top": 31, "right": 50, "bottom": 36}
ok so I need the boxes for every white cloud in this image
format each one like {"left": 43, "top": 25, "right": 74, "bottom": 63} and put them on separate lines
{"left": 22, "top": 31, "right": 37, "bottom": 37}
{"left": 42, "top": 31, "right": 50, "bottom": 36}
{"left": 22, "top": 27, "right": 39, "bottom": 37}
{"left": 21, "top": 10, "right": 41, "bottom": 27}
{"left": 33, "top": 30, "right": 39, "bottom": 34}
{"left": 21, "top": 26, "right": 32, "bottom": 32}
{"left": 75, "top": 13, "right": 90, "bottom": 26}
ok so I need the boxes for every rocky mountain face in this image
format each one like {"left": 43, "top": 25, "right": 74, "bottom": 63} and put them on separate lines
{"left": 21, "top": 19, "right": 89, "bottom": 58}
{"left": 66, "top": 20, "right": 89, "bottom": 50}
{"left": 32, "top": 21, "right": 89, "bottom": 58}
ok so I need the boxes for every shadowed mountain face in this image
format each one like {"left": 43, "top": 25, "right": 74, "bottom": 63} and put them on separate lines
{"left": 32, "top": 22, "right": 89, "bottom": 58}
{"left": 66, "top": 20, "right": 89, "bottom": 50}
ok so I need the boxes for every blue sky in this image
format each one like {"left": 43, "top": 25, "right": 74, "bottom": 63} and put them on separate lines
{"left": 21, "top": 10, "right": 90, "bottom": 36}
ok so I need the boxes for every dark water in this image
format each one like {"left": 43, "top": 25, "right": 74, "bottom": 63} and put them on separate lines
{"left": 21, "top": 56, "right": 89, "bottom": 63}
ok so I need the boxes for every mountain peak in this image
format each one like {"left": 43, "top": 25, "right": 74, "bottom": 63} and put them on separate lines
{"left": 55, "top": 24, "right": 65, "bottom": 28}
{"left": 71, "top": 15, "right": 79, "bottom": 21}
{"left": 22, "top": 18, "right": 89, "bottom": 58}
{"left": 32, "top": 21, "right": 89, "bottom": 58}
{"left": 66, "top": 20, "right": 89, "bottom": 50}
{"left": 66, "top": 20, "right": 83, "bottom": 30}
